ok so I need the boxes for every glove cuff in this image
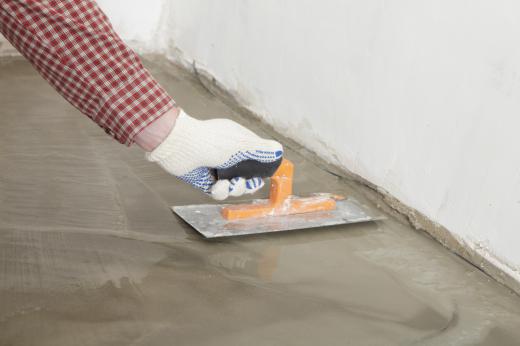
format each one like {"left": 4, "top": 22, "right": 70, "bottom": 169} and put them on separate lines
{"left": 145, "top": 110, "right": 201, "bottom": 176}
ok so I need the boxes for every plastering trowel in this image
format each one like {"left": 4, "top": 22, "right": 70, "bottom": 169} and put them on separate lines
{"left": 172, "top": 158, "right": 384, "bottom": 238}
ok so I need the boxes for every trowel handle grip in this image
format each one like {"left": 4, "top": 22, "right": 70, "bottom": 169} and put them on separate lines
{"left": 216, "top": 158, "right": 283, "bottom": 180}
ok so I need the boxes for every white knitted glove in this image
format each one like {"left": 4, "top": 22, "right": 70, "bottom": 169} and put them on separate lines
{"left": 146, "top": 110, "right": 283, "bottom": 200}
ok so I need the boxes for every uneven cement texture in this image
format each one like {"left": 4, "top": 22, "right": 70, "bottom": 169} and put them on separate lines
{"left": 1, "top": 57, "right": 520, "bottom": 346}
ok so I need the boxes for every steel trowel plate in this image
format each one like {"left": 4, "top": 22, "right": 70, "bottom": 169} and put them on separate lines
{"left": 172, "top": 197, "right": 384, "bottom": 238}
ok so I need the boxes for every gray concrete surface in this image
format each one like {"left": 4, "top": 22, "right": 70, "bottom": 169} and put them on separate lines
{"left": 1, "top": 57, "right": 520, "bottom": 346}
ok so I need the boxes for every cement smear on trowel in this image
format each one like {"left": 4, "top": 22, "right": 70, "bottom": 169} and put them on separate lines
{"left": 1, "top": 57, "right": 520, "bottom": 345}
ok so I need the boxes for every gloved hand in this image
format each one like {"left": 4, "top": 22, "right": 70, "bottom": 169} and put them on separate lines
{"left": 146, "top": 110, "right": 283, "bottom": 200}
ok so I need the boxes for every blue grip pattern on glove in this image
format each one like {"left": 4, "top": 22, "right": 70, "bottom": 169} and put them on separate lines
{"left": 179, "top": 149, "right": 283, "bottom": 193}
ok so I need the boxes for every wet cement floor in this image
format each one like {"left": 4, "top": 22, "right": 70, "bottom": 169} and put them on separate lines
{"left": 1, "top": 57, "right": 520, "bottom": 346}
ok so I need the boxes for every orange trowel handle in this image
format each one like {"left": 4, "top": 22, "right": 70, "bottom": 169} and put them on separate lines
{"left": 220, "top": 159, "right": 295, "bottom": 220}
{"left": 221, "top": 158, "right": 340, "bottom": 220}
{"left": 268, "top": 159, "right": 294, "bottom": 207}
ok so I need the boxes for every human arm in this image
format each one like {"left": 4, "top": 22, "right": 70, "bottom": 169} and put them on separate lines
{"left": 0, "top": 0, "right": 282, "bottom": 200}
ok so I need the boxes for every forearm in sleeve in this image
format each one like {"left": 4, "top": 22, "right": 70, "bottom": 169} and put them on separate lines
{"left": 0, "top": 0, "right": 175, "bottom": 145}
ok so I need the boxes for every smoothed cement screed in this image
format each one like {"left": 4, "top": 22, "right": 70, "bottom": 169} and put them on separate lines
{"left": 1, "top": 58, "right": 520, "bottom": 346}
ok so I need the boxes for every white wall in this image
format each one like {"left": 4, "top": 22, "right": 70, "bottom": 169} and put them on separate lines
{"left": 161, "top": 1, "right": 520, "bottom": 277}
{"left": 96, "top": 0, "right": 167, "bottom": 52}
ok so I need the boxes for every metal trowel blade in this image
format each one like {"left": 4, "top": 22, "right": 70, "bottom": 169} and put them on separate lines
{"left": 172, "top": 197, "right": 384, "bottom": 238}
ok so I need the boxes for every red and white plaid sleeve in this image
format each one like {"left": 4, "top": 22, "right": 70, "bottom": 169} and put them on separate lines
{"left": 0, "top": 0, "right": 176, "bottom": 145}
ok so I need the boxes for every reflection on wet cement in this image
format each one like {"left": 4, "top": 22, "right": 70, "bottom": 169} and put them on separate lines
{"left": 1, "top": 58, "right": 520, "bottom": 345}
